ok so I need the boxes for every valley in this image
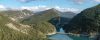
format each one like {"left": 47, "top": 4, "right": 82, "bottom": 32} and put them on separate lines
{"left": 0, "top": 3, "right": 99, "bottom": 40}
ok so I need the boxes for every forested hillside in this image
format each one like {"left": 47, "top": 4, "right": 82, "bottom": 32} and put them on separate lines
{"left": 63, "top": 4, "right": 100, "bottom": 36}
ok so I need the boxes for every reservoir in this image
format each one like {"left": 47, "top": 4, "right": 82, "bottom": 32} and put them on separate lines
{"left": 48, "top": 28, "right": 94, "bottom": 40}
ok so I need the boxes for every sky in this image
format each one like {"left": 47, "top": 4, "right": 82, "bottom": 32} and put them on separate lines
{"left": 0, "top": 0, "right": 100, "bottom": 13}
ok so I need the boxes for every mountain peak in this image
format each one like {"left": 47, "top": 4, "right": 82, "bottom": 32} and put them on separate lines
{"left": 44, "top": 8, "right": 61, "bottom": 14}
{"left": 47, "top": 8, "right": 59, "bottom": 12}
{"left": 49, "top": 8, "right": 56, "bottom": 10}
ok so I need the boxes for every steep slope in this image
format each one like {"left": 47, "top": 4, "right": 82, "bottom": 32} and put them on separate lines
{"left": 60, "top": 12, "right": 76, "bottom": 18}
{"left": 21, "top": 8, "right": 59, "bottom": 35}
{"left": 49, "top": 16, "right": 70, "bottom": 32}
{"left": 0, "top": 13, "right": 46, "bottom": 40}
{"left": 63, "top": 4, "right": 100, "bottom": 36}
{"left": 49, "top": 12, "right": 76, "bottom": 32}
{"left": 0, "top": 9, "right": 33, "bottom": 22}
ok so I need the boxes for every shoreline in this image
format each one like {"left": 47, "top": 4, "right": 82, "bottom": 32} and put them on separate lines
{"left": 46, "top": 31, "right": 56, "bottom": 35}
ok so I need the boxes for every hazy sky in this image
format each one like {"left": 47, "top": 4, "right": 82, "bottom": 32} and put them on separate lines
{"left": 0, "top": 0, "right": 100, "bottom": 12}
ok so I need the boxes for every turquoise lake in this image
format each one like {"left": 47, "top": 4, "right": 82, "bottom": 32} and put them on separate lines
{"left": 48, "top": 28, "right": 94, "bottom": 40}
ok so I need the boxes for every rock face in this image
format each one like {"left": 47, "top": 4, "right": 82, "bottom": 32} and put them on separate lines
{"left": 0, "top": 9, "right": 33, "bottom": 22}
{"left": 0, "top": 13, "right": 47, "bottom": 40}
{"left": 63, "top": 4, "right": 100, "bottom": 35}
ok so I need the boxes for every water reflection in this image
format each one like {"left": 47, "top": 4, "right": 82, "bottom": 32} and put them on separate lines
{"left": 48, "top": 28, "right": 73, "bottom": 40}
{"left": 48, "top": 28, "right": 94, "bottom": 40}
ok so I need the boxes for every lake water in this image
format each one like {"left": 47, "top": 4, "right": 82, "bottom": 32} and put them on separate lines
{"left": 48, "top": 28, "right": 94, "bottom": 40}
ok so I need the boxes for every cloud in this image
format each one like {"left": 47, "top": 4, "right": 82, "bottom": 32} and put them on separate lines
{"left": 0, "top": 5, "right": 6, "bottom": 9}
{"left": 16, "top": 0, "right": 44, "bottom": 3}
{"left": 16, "top": 0, "right": 84, "bottom": 4}
{"left": 16, "top": 0, "right": 34, "bottom": 2}
{"left": 70, "top": 0, "right": 100, "bottom": 4}
{"left": 66, "top": 0, "right": 84, "bottom": 4}
{"left": 94, "top": 0, "right": 100, "bottom": 2}
{"left": 71, "top": 0, "right": 85, "bottom": 4}
{"left": 20, "top": 5, "right": 79, "bottom": 12}
{"left": 0, "top": 5, "right": 79, "bottom": 13}
{"left": 20, "top": 5, "right": 50, "bottom": 12}
{"left": 0, "top": 5, "right": 7, "bottom": 10}
{"left": 54, "top": 6, "right": 79, "bottom": 13}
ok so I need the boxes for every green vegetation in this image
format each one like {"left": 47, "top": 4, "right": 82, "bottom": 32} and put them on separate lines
{"left": 63, "top": 4, "right": 100, "bottom": 34}
{"left": 0, "top": 12, "right": 47, "bottom": 40}
{"left": 21, "top": 8, "right": 58, "bottom": 34}
{"left": 0, "top": 8, "right": 62, "bottom": 40}
{"left": 0, "top": 8, "right": 75, "bottom": 40}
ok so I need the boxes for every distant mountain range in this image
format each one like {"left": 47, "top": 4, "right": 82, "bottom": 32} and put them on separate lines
{"left": 0, "top": 8, "right": 76, "bottom": 40}
{"left": 0, "top": 4, "right": 99, "bottom": 40}
{"left": 21, "top": 8, "right": 76, "bottom": 32}
{"left": 21, "top": 8, "right": 59, "bottom": 34}
{"left": 60, "top": 12, "right": 76, "bottom": 18}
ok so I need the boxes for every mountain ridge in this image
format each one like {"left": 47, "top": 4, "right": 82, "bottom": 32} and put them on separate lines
{"left": 63, "top": 4, "right": 100, "bottom": 37}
